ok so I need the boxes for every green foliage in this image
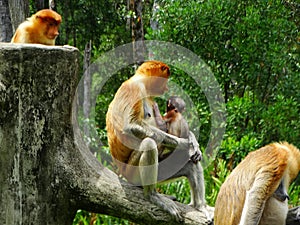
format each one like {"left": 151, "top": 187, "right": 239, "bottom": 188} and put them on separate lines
{"left": 56, "top": 0, "right": 131, "bottom": 52}
{"left": 259, "top": 95, "right": 300, "bottom": 145}
{"left": 205, "top": 159, "right": 231, "bottom": 205}
{"left": 157, "top": 178, "right": 191, "bottom": 205}
{"left": 147, "top": 0, "right": 299, "bottom": 103}
{"left": 225, "top": 94, "right": 300, "bottom": 148}
{"left": 220, "top": 134, "right": 262, "bottom": 166}
{"left": 73, "top": 210, "right": 130, "bottom": 225}
{"left": 289, "top": 179, "right": 300, "bottom": 207}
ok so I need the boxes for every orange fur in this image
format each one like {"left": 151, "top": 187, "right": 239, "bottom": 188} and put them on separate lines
{"left": 11, "top": 9, "right": 62, "bottom": 45}
{"left": 214, "top": 142, "right": 300, "bottom": 225}
{"left": 106, "top": 61, "right": 170, "bottom": 176}
{"left": 164, "top": 109, "right": 189, "bottom": 138}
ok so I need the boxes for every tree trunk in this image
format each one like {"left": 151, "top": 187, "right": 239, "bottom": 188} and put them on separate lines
{"left": 34, "top": 0, "right": 47, "bottom": 11}
{"left": 0, "top": 44, "right": 79, "bottom": 225}
{"left": 0, "top": 43, "right": 213, "bottom": 225}
{"left": 129, "top": 0, "right": 145, "bottom": 64}
{"left": 0, "top": 0, "right": 13, "bottom": 42}
{"left": 83, "top": 40, "right": 92, "bottom": 143}
{"left": 49, "top": 0, "right": 55, "bottom": 10}
{"left": 8, "top": 0, "right": 29, "bottom": 32}
{"left": 148, "top": 0, "right": 159, "bottom": 60}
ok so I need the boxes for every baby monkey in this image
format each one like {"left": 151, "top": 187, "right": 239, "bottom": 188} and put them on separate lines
{"left": 154, "top": 96, "right": 189, "bottom": 138}
{"left": 154, "top": 96, "right": 209, "bottom": 219}
{"left": 153, "top": 96, "right": 190, "bottom": 159}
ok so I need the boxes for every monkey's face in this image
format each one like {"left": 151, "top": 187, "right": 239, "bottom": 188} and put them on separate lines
{"left": 34, "top": 9, "right": 62, "bottom": 41}
{"left": 43, "top": 20, "right": 60, "bottom": 40}
{"left": 165, "top": 108, "right": 178, "bottom": 119}
{"left": 147, "top": 76, "right": 168, "bottom": 96}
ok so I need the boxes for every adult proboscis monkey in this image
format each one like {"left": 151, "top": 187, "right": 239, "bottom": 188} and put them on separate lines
{"left": 214, "top": 142, "right": 300, "bottom": 225}
{"left": 11, "top": 9, "right": 61, "bottom": 45}
{"left": 106, "top": 61, "right": 209, "bottom": 221}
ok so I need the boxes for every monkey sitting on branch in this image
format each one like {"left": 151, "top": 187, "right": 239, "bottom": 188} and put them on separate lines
{"left": 11, "top": 9, "right": 62, "bottom": 45}
{"left": 106, "top": 61, "right": 210, "bottom": 222}
{"left": 214, "top": 142, "right": 300, "bottom": 225}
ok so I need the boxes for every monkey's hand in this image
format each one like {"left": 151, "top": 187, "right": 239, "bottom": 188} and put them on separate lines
{"left": 153, "top": 102, "right": 160, "bottom": 115}
{"left": 188, "top": 131, "right": 202, "bottom": 163}
{"left": 153, "top": 102, "right": 168, "bottom": 132}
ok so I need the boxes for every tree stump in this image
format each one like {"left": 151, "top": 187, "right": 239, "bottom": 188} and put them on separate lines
{"left": 0, "top": 43, "right": 213, "bottom": 225}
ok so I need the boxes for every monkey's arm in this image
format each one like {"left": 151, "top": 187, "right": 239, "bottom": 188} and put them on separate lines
{"left": 125, "top": 122, "right": 183, "bottom": 148}
{"left": 239, "top": 189, "right": 266, "bottom": 225}
{"left": 188, "top": 131, "right": 202, "bottom": 162}
{"left": 153, "top": 102, "right": 168, "bottom": 132}
{"left": 124, "top": 122, "right": 201, "bottom": 161}
{"left": 239, "top": 173, "right": 280, "bottom": 225}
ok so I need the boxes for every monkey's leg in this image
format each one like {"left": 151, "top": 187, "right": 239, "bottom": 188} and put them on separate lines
{"left": 157, "top": 131, "right": 205, "bottom": 208}
{"left": 164, "top": 160, "right": 212, "bottom": 220}
{"left": 138, "top": 137, "right": 183, "bottom": 222}
{"left": 139, "top": 137, "right": 158, "bottom": 194}
{"left": 162, "top": 131, "right": 204, "bottom": 208}
{"left": 171, "top": 161, "right": 206, "bottom": 208}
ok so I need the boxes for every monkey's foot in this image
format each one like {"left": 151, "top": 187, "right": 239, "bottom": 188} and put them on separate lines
{"left": 149, "top": 192, "right": 183, "bottom": 222}
{"left": 189, "top": 203, "right": 214, "bottom": 221}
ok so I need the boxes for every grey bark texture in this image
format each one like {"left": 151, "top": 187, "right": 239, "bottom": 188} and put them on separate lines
{"left": 7, "top": 0, "right": 29, "bottom": 32}
{"left": 0, "top": 0, "right": 13, "bottom": 42}
{"left": 0, "top": 43, "right": 213, "bottom": 225}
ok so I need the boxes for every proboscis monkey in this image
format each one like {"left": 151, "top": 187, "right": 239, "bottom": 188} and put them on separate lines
{"left": 214, "top": 142, "right": 300, "bottom": 225}
{"left": 11, "top": 9, "right": 62, "bottom": 45}
{"left": 106, "top": 61, "right": 208, "bottom": 221}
